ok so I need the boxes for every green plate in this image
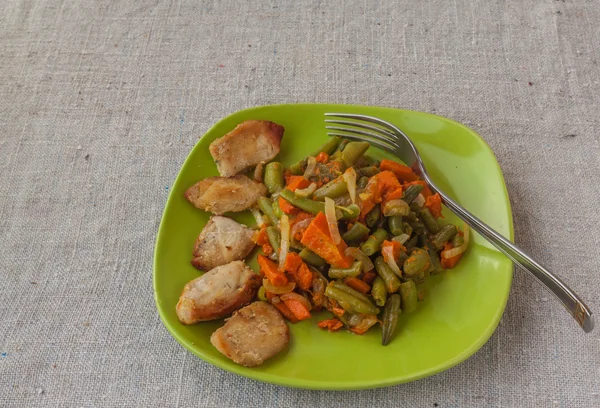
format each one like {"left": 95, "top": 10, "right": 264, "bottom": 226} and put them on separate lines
{"left": 153, "top": 104, "right": 514, "bottom": 390}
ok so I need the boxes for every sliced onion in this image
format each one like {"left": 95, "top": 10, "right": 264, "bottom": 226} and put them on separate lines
{"left": 345, "top": 247, "right": 374, "bottom": 272}
{"left": 392, "top": 234, "right": 410, "bottom": 245}
{"left": 290, "top": 217, "right": 314, "bottom": 239}
{"left": 382, "top": 245, "right": 402, "bottom": 276}
{"left": 382, "top": 199, "right": 410, "bottom": 216}
{"left": 343, "top": 168, "right": 357, "bottom": 204}
{"left": 413, "top": 193, "right": 425, "bottom": 208}
{"left": 295, "top": 182, "right": 317, "bottom": 197}
{"left": 442, "top": 224, "right": 470, "bottom": 259}
{"left": 263, "top": 278, "right": 295, "bottom": 295}
{"left": 250, "top": 208, "right": 265, "bottom": 228}
{"left": 254, "top": 161, "right": 265, "bottom": 182}
{"left": 334, "top": 195, "right": 352, "bottom": 207}
{"left": 281, "top": 292, "right": 312, "bottom": 311}
{"left": 278, "top": 214, "right": 290, "bottom": 270}
{"left": 324, "top": 197, "right": 342, "bottom": 244}
{"left": 303, "top": 156, "right": 316, "bottom": 179}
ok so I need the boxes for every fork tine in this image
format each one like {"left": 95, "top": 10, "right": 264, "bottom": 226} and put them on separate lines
{"left": 327, "top": 132, "right": 396, "bottom": 153}
{"left": 324, "top": 119, "right": 396, "bottom": 140}
{"left": 325, "top": 113, "right": 410, "bottom": 139}
{"left": 325, "top": 126, "right": 400, "bottom": 149}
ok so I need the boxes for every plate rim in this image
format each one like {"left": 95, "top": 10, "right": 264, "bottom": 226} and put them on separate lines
{"left": 153, "top": 103, "right": 514, "bottom": 390}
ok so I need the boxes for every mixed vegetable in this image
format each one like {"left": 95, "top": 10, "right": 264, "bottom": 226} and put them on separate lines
{"left": 251, "top": 137, "right": 470, "bottom": 345}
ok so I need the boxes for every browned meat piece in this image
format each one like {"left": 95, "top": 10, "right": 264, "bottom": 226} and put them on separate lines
{"left": 176, "top": 261, "right": 260, "bottom": 324}
{"left": 191, "top": 216, "right": 255, "bottom": 271}
{"left": 210, "top": 301, "right": 290, "bottom": 367}
{"left": 209, "top": 120, "right": 284, "bottom": 177}
{"left": 185, "top": 175, "right": 266, "bottom": 215}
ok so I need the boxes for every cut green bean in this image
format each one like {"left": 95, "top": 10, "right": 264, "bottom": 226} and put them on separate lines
{"left": 342, "top": 223, "right": 370, "bottom": 243}
{"left": 400, "top": 280, "right": 418, "bottom": 312}
{"left": 419, "top": 207, "right": 440, "bottom": 233}
{"left": 374, "top": 256, "right": 401, "bottom": 293}
{"left": 258, "top": 197, "right": 279, "bottom": 225}
{"left": 403, "top": 248, "right": 431, "bottom": 277}
{"left": 257, "top": 286, "right": 268, "bottom": 301}
{"left": 402, "top": 184, "right": 424, "bottom": 204}
{"left": 313, "top": 136, "right": 342, "bottom": 156}
{"left": 381, "top": 294, "right": 401, "bottom": 346}
{"left": 299, "top": 248, "right": 326, "bottom": 267}
{"left": 325, "top": 284, "right": 379, "bottom": 315}
{"left": 357, "top": 176, "right": 369, "bottom": 190}
{"left": 272, "top": 199, "right": 284, "bottom": 218}
{"left": 424, "top": 243, "right": 443, "bottom": 273}
{"left": 328, "top": 261, "right": 363, "bottom": 279}
{"left": 288, "top": 158, "right": 306, "bottom": 175}
{"left": 356, "top": 166, "right": 379, "bottom": 177}
{"left": 341, "top": 141, "right": 370, "bottom": 167}
{"left": 452, "top": 233, "right": 465, "bottom": 248}
{"left": 330, "top": 281, "right": 378, "bottom": 311}
{"left": 372, "top": 277, "right": 387, "bottom": 307}
{"left": 431, "top": 224, "right": 458, "bottom": 250}
{"left": 360, "top": 228, "right": 388, "bottom": 256}
{"left": 402, "top": 222, "right": 413, "bottom": 237}
{"left": 338, "top": 204, "right": 361, "bottom": 220}
{"left": 388, "top": 216, "right": 403, "bottom": 235}
{"left": 404, "top": 235, "right": 418, "bottom": 253}
{"left": 313, "top": 178, "right": 348, "bottom": 200}
{"left": 365, "top": 206, "right": 381, "bottom": 229}
{"left": 408, "top": 219, "right": 427, "bottom": 235}
{"left": 279, "top": 189, "right": 324, "bottom": 214}
{"left": 266, "top": 226, "right": 281, "bottom": 256}
{"left": 332, "top": 138, "right": 349, "bottom": 155}
{"left": 263, "top": 162, "right": 284, "bottom": 194}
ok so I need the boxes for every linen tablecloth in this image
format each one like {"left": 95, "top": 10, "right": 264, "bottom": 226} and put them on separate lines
{"left": 1, "top": 0, "right": 599, "bottom": 406}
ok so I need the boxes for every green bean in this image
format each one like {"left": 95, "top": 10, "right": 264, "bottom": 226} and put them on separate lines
{"left": 400, "top": 280, "right": 418, "bottom": 312}
{"left": 371, "top": 277, "right": 387, "bottom": 307}
{"left": 263, "top": 162, "right": 284, "bottom": 194}
{"left": 272, "top": 200, "right": 284, "bottom": 218}
{"left": 360, "top": 228, "right": 388, "bottom": 256}
{"left": 388, "top": 216, "right": 403, "bottom": 236}
{"left": 325, "top": 285, "right": 379, "bottom": 315}
{"left": 406, "top": 211, "right": 417, "bottom": 222}
{"left": 452, "top": 233, "right": 465, "bottom": 248}
{"left": 403, "top": 248, "right": 431, "bottom": 277}
{"left": 419, "top": 207, "right": 440, "bottom": 233}
{"left": 431, "top": 224, "right": 458, "bottom": 250}
{"left": 330, "top": 281, "right": 378, "bottom": 311}
{"left": 374, "top": 256, "right": 401, "bottom": 293}
{"left": 333, "top": 139, "right": 349, "bottom": 155}
{"left": 409, "top": 202, "right": 422, "bottom": 213}
{"left": 402, "top": 222, "right": 413, "bottom": 237}
{"left": 408, "top": 219, "right": 427, "bottom": 235}
{"left": 313, "top": 136, "right": 342, "bottom": 156}
{"left": 299, "top": 248, "right": 326, "bottom": 267}
{"left": 328, "top": 261, "right": 363, "bottom": 279}
{"left": 342, "top": 223, "right": 370, "bottom": 243}
{"left": 365, "top": 206, "right": 381, "bottom": 229}
{"left": 290, "top": 238, "right": 305, "bottom": 251}
{"left": 279, "top": 189, "right": 324, "bottom": 214}
{"left": 288, "top": 158, "right": 306, "bottom": 175}
{"left": 404, "top": 235, "right": 418, "bottom": 253}
{"left": 357, "top": 176, "right": 369, "bottom": 190}
{"left": 313, "top": 178, "right": 348, "bottom": 200}
{"left": 258, "top": 197, "right": 279, "bottom": 225}
{"left": 341, "top": 141, "right": 370, "bottom": 167}
{"left": 338, "top": 204, "right": 360, "bottom": 220}
{"left": 381, "top": 294, "right": 401, "bottom": 346}
{"left": 356, "top": 166, "right": 379, "bottom": 177}
{"left": 257, "top": 286, "right": 268, "bottom": 301}
{"left": 358, "top": 154, "right": 379, "bottom": 167}
{"left": 402, "top": 184, "right": 424, "bottom": 204}
{"left": 382, "top": 199, "right": 410, "bottom": 217}
{"left": 266, "top": 226, "right": 281, "bottom": 255}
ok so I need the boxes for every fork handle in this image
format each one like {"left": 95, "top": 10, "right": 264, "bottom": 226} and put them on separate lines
{"left": 431, "top": 184, "right": 594, "bottom": 333}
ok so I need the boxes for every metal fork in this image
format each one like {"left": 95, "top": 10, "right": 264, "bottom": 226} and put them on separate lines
{"left": 325, "top": 112, "right": 594, "bottom": 333}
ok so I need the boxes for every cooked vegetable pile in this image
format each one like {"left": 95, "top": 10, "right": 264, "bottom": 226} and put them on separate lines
{"left": 251, "top": 134, "right": 469, "bottom": 345}
{"left": 178, "top": 120, "right": 469, "bottom": 367}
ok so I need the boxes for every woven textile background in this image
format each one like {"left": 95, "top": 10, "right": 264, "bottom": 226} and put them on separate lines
{"left": 1, "top": 0, "right": 599, "bottom": 406}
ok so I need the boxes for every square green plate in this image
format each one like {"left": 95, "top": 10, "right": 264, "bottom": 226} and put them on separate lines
{"left": 153, "top": 104, "right": 514, "bottom": 390}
